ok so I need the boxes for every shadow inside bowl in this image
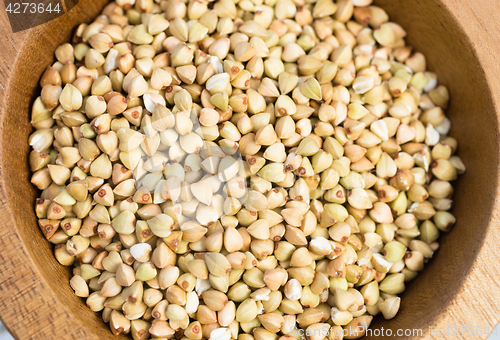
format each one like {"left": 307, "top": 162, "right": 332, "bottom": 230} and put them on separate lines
{"left": 367, "top": 0, "right": 498, "bottom": 337}
{"left": 0, "top": 1, "right": 129, "bottom": 339}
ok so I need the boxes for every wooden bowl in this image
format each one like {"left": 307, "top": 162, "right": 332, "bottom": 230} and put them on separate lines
{"left": 0, "top": 0, "right": 499, "bottom": 339}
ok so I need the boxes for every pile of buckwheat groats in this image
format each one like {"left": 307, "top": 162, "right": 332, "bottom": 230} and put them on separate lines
{"left": 28, "top": 0, "right": 466, "bottom": 338}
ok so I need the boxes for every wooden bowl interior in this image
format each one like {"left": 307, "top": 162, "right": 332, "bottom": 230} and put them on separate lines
{"left": 1, "top": 2, "right": 127, "bottom": 339}
{"left": 368, "top": 0, "right": 497, "bottom": 335}
{"left": 0, "top": 0, "right": 496, "bottom": 339}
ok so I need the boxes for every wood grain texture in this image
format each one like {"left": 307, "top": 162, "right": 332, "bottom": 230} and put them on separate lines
{"left": 0, "top": 0, "right": 499, "bottom": 339}
{"left": 0, "top": 2, "right": 128, "bottom": 339}
{"left": 368, "top": 1, "right": 500, "bottom": 338}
